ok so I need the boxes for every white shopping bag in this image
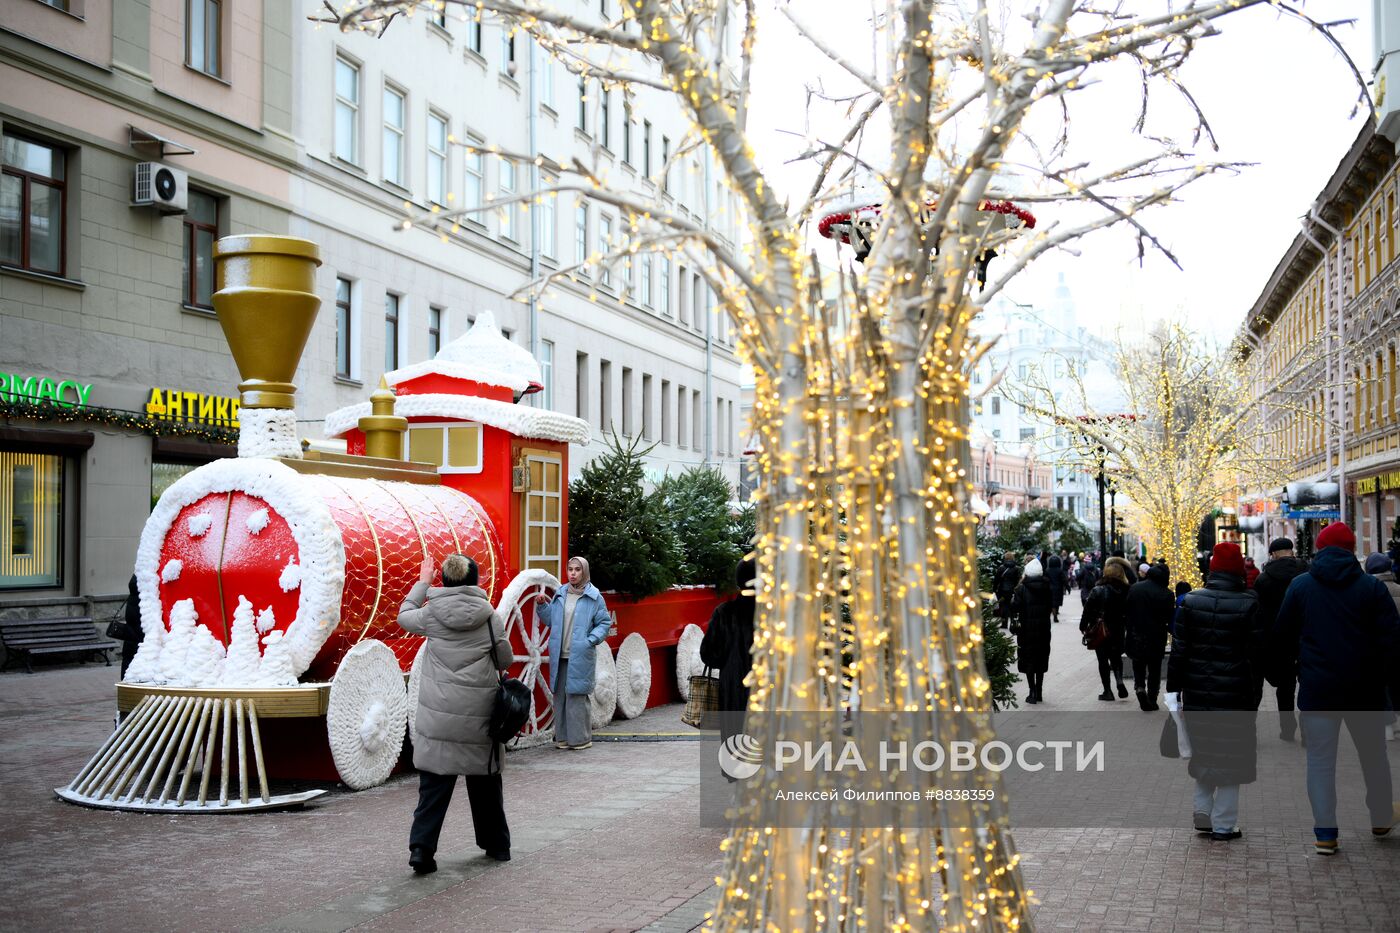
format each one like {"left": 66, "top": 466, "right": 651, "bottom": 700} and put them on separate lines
{"left": 1164, "top": 691, "right": 1191, "bottom": 758}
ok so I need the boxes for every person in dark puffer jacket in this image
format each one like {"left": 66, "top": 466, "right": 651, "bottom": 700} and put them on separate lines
{"left": 1125, "top": 562, "right": 1174, "bottom": 711}
{"left": 1010, "top": 558, "right": 1053, "bottom": 704}
{"left": 1273, "top": 522, "right": 1400, "bottom": 856}
{"left": 1253, "top": 537, "right": 1309, "bottom": 742}
{"left": 1166, "top": 542, "right": 1263, "bottom": 841}
{"left": 1082, "top": 557, "right": 1133, "bottom": 701}
{"left": 1043, "top": 554, "right": 1067, "bottom": 624}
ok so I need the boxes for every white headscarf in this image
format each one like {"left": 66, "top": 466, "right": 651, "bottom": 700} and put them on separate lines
{"left": 567, "top": 556, "right": 591, "bottom": 594}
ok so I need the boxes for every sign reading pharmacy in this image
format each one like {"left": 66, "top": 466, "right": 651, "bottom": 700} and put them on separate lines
{"left": 145, "top": 388, "right": 241, "bottom": 428}
{"left": 1356, "top": 471, "right": 1400, "bottom": 495}
{"left": 0, "top": 372, "right": 93, "bottom": 408}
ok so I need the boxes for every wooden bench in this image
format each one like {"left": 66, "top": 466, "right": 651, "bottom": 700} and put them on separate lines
{"left": 0, "top": 617, "right": 115, "bottom": 673}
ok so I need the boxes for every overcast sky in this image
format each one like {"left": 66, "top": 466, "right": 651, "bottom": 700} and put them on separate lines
{"left": 745, "top": 1, "right": 1373, "bottom": 347}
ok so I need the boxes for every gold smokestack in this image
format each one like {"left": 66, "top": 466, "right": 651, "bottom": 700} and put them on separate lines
{"left": 212, "top": 235, "right": 322, "bottom": 410}
{"left": 359, "top": 377, "right": 407, "bottom": 461}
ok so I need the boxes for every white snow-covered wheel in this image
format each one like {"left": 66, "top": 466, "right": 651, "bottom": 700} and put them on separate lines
{"left": 496, "top": 569, "right": 561, "bottom": 743}
{"left": 327, "top": 639, "right": 408, "bottom": 790}
{"left": 590, "top": 643, "right": 617, "bottom": 728}
{"left": 614, "top": 632, "right": 652, "bottom": 720}
{"left": 406, "top": 641, "right": 426, "bottom": 738}
{"left": 675, "top": 623, "right": 706, "bottom": 701}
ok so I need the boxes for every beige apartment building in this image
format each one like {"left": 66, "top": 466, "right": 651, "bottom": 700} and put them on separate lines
{"left": 1, "top": 0, "right": 745, "bottom": 614}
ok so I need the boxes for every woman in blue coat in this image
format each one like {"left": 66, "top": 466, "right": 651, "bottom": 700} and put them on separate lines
{"left": 538, "top": 556, "right": 613, "bottom": 750}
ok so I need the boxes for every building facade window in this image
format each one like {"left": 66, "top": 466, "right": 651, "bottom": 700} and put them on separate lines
{"left": 427, "top": 305, "right": 442, "bottom": 358}
{"left": 692, "top": 389, "right": 701, "bottom": 449}
{"left": 382, "top": 85, "right": 406, "bottom": 186}
{"left": 640, "top": 255, "right": 652, "bottom": 306}
{"left": 600, "top": 89, "right": 611, "bottom": 149}
{"left": 598, "top": 215, "right": 612, "bottom": 286}
{"left": 335, "top": 277, "right": 354, "bottom": 379}
{"left": 0, "top": 451, "right": 63, "bottom": 589}
{"left": 661, "top": 136, "right": 670, "bottom": 192}
{"left": 540, "top": 53, "right": 555, "bottom": 109}
{"left": 469, "top": 18, "right": 482, "bottom": 53}
{"left": 427, "top": 111, "right": 448, "bottom": 205}
{"left": 464, "top": 144, "right": 484, "bottom": 216}
{"left": 661, "top": 379, "right": 672, "bottom": 444}
{"left": 384, "top": 293, "right": 400, "bottom": 371}
{"left": 540, "top": 183, "right": 557, "bottom": 259}
{"left": 621, "top": 367, "right": 633, "bottom": 436}
{"left": 575, "top": 202, "right": 588, "bottom": 268}
{"left": 575, "top": 352, "right": 589, "bottom": 421}
{"left": 500, "top": 30, "right": 515, "bottom": 74}
{"left": 187, "top": 0, "right": 222, "bottom": 78}
{"left": 623, "top": 103, "right": 633, "bottom": 165}
{"left": 677, "top": 383, "right": 688, "bottom": 449}
{"left": 660, "top": 257, "right": 672, "bottom": 315}
{"left": 498, "top": 158, "right": 517, "bottom": 241}
{"left": 182, "top": 189, "right": 219, "bottom": 309}
{"left": 577, "top": 78, "right": 588, "bottom": 132}
{"left": 678, "top": 265, "right": 689, "bottom": 324}
{"left": 1, "top": 134, "right": 66, "bottom": 276}
{"left": 599, "top": 360, "right": 613, "bottom": 433}
{"left": 642, "top": 373, "right": 653, "bottom": 440}
{"left": 333, "top": 55, "right": 360, "bottom": 163}
{"left": 643, "top": 120, "right": 652, "bottom": 176}
{"left": 539, "top": 339, "right": 555, "bottom": 410}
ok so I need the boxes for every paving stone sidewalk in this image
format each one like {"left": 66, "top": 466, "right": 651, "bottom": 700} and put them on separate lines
{"left": 2, "top": 595, "right": 1398, "bottom": 931}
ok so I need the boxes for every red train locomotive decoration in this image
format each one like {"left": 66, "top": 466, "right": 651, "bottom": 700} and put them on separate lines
{"left": 58, "top": 236, "right": 720, "bottom": 812}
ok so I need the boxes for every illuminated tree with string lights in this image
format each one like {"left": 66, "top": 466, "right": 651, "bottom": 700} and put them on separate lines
{"left": 1011, "top": 324, "right": 1313, "bottom": 590}
{"left": 318, "top": 3, "right": 1361, "bottom": 929}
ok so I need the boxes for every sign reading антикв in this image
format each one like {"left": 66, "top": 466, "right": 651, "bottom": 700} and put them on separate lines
{"left": 145, "top": 388, "right": 241, "bottom": 429}
{"left": 0, "top": 373, "right": 93, "bottom": 408}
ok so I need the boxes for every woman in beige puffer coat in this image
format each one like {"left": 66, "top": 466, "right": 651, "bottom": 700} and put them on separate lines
{"left": 398, "top": 553, "right": 514, "bottom": 875}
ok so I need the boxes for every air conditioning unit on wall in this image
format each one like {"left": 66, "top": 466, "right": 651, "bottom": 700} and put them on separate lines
{"left": 132, "top": 162, "right": 188, "bottom": 214}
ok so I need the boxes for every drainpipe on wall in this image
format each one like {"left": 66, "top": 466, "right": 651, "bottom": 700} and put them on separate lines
{"left": 1304, "top": 207, "right": 1346, "bottom": 525}
{"left": 527, "top": 37, "right": 541, "bottom": 377}
{"left": 703, "top": 149, "right": 714, "bottom": 468}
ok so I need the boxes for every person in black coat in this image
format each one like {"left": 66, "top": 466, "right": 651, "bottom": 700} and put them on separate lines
{"left": 700, "top": 556, "right": 757, "bottom": 751}
{"left": 1272, "top": 522, "right": 1400, "bottom": 855}
{"left": 1043, "top": 554, "right": 1066, "bottom": 624}
{"left": 1077, "top": 558, "right": 1099, "bottom": 607}
{"left": 1082, "top": 557, "right": 1133, "bottom": 701}
{"left": 1125, "top": 562, "right": 1174, "bottom": 711}
{"left": 1166, "top": 542, "right": 1263, "bottom": 841}
{"left": 993, "top": 554, "right": 1021, "bottom": 628}
{"left": 119, "top": 573, "right": 143, "bottom": 679}
{"left": 1010, "top": 558, "right": 1053, "bottom": 704}
{"left": 1252, "top": 537, "right": 1309, "bottom": 742}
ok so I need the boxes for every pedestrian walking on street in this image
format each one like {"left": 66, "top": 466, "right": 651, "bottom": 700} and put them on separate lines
{"left": 1363, "top": 552, "right": 1400, "bottom": 741}
{"left": 1077, "top": 556, "right": 1100, "bottom": 608}
{"left": 1272, "top": 523, "right": 1400, "bottom": 855}
{"left": 1044, "top": 554, "right": 1067, "bottom": 624}
{"left": 1125, "top": 562, "right": 1174, "bottom": 711}
{"left": 399, "top": 554, "right": 514, "bottom": 874}
{"left": 1011, "top": 558, "right": 1053, "bottom": 704}
{"left": 118, "top": 572, "right": 143, "bottom": 680}
{"left": 1244, "top": 556, "right": 1260, "bottom": 589}
{"left": 1082, "top": 556, "right": 1133, "bottom": 701}
{"left": 1254, "top": 537, "right": 1309, "bottom": 742}
{"left": 700, "top": 555, "right": 758, "bottom": 750}
{"left": 1167, "top": 542, "right": 1263, "bottom": 841}
{"left": 994, "top": 553, "right": 1021, "bottom": 628}
{"left": 539, "top": 556, "right": 613, "bottom": 751}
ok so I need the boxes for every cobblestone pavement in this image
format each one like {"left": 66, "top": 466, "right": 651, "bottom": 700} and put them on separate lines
{"left": 3, "top": 594, "right": 1398, "bottom": 931}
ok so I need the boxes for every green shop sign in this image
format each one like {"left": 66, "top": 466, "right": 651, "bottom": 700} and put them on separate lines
{"left": 0, "top": 373, "right": 93, "bottom": 408}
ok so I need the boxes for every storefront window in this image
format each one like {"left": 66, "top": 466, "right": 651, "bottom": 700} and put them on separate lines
{"left": 152, "top": 462, "right": 200, "bottom": 510}
{"left": 1, "top": 451, "right": 62, "bottom": 588}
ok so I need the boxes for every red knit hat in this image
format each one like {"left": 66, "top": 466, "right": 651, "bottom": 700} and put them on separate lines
{"left": 1315, "top": 522, "right": 1356, "bottom": 552}
{"left": 1208, "top": 541, "right": 1245, "bottom": 577}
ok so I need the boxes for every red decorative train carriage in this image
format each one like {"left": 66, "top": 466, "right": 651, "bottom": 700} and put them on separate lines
{"left": 58, "top": 239, "right": 720, "bottom": 813}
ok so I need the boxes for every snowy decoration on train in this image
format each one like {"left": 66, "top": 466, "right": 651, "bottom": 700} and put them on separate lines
{"left": 256, "top": 605, "right": 276, "bottom": 634}
{"left": 161, "top": 559, "right": 182, "bottom": 583}
{"left": 187, "top": 513, "right": 213, "bottom": 537}
{"left": 324, "top": 392, "right": 590, "bottom": 446}
{"left": 158, "top": 599, "right": 199, "bottom": 684}
{"left": 257, "top": 630, "right": 298, "bottom": 686}
{"left": 383, "top": 309, "right": 541, "bottom": 396}
{"left": 246, "top": 507, "right": 270, "bottom": 535}
{"left": 278, "top": 558, "right": 302, "bottom": 593}
{"left": 122, "top": 614, "right": 165, "bottom": 683}
{"left": 134, "top": 458, "right": 345, "bottom": 680}
{"left": 221, "top": 596, "right": 263, "bottom": 686}
{"left": 182, "top": 625, "right": 226, "bottom": 686}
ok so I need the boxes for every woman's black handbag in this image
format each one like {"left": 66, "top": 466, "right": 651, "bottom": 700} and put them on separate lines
{"left": 104, "top": 596, "right": 137, "bottom": 642}
{"left": 486, "top": 619, "right": 530, "bottom": 743}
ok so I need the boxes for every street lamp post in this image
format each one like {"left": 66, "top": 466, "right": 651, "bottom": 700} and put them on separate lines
{"left": 1094, "top": 453, "right": 1107, "bottom": 558}
{"left": 1108, "top": 479, "right": 1118, "bottom": 555}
